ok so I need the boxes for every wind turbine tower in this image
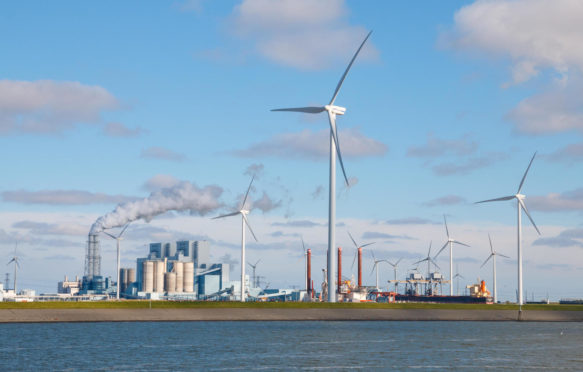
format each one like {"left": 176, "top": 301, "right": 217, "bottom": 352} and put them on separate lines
{"left": 370, "top": 250, "right": 387, "bottom": 291}
{"left": 388, "top": 258, "right": 402, "bottom": 292}
{"left": 102, "top": 223, "right": 130, "bottom": 300}
{"left": 7, "top": 242, "right": 20, "bottom": 294}
{"left": 272, "top": 32, "right": 372, "bottom": 302}
{"left": 481, "top": 234, "right": 509, "bottom": 303}
{"left": 434, "top": 215, "right": 470, "bottom": 296}
{"left": 348, "top": 231, "right": 375, "bottom": 288}
{"left": 247, "top": 259, "right": 261, "bottom": 288}
{"left": 213, "top": 177, "right": 258, "bottom": 302}
{"left": 476, "top": 152, "right": 540, "bottom": 305}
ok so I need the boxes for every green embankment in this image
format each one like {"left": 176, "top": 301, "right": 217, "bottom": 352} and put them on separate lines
{"left": 0, "top": 301, "right": 582, "bottom": 311}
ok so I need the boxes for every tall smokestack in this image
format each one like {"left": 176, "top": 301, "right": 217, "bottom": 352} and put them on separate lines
{"left": 84, "top": 233, "right": 101, "bottom": 279}
{"left": 307, "top": 248, "right": 312, "bottom": 296}
{"left": 358, "top": 247, "right": 362, "bottom": 288}
{"left": 337, "top": 246, "right": 342, "bottom": 294}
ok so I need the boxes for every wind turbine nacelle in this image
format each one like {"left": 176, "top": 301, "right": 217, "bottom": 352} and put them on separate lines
{"left": 516, "top": 194, "right": 525, "bottom": 200}
{"left": 325, "top": 105, "right": 346, "bottom": 116}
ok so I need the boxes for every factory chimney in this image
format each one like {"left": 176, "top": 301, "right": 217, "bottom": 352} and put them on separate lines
{"left": 337, "top": 247, "right": 342, "bottom": 294}
{"left": 84, "top": 233, "right": 101, "bottom": 279}
{"left": 307, "top": 248, "right": 312, "bottom": 296}
{"left": 358, "top": 247, "right": 362, "bottom": 288}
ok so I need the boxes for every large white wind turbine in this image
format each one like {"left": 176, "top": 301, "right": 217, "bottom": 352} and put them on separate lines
{"left": 7, "top": 242, "right": 20, "bottom": 294}
{"left": 475, "top": 152, "right": 540, "bottom": 305}
{"left": 480, "top": 234, "right": 509, "bottom": 304}
{"left": 272, "top": 31, "right": 372, "bottom": 302}
{"left": 433, "top": 215, "right": 470, "bottom": 296}
{"left": 102, "top": 223, "right": 130, "bottom": 300}
{"left": 213, "top": 177, "right": 258, "bottom": 302}
{"left": 370, "top": 250, "right": 388, "bottom": 291}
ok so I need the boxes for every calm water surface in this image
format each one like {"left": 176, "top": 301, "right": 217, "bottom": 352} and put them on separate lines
{"left": 0, "top": 321, "right": 581, "bottom": 371}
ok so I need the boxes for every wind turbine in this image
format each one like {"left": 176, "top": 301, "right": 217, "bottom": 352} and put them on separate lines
{"left": 370, "top": 250, "right": 388, "bottom": 290}
{"left": 272, "top": 31, "right": 372, "bottom": 302}
{"left": 247, "top": 259, "right": 261, "bottom": 288}
{"left": 348, "top": 231, "right": 375, "bottom": 270}
{"left": 434, "top": 215, "right": 470, "bottom": 296}
{"left": 475, "top": 152, "right": 540, "bottom": 305}
{"left": 7, "top": 242, "right": 20, "bottom": 294}
{"left": 213, "top": 177, "right": 258, "bottom": 302}
{"left": 102, "top": 223, "right": 130, "bottom": 300}
{"left": 480, "top": 234, "right": 510, "bottom": 304}
{"left": 453, "top": 264, "right": 464, "bottom": 296}
{"left": 414, "top": 242, "right": 440, "bottom": 279}
{"left": 387, "top": 258, "right": 402, "bottom": 292}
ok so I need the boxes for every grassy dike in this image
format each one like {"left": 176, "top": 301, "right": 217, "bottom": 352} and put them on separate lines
{"left": 0, "top": 300, "right": 582, "bottom": 311}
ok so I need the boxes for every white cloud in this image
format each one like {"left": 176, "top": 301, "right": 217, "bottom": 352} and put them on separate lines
{"left": 234, "top": 127, "right": 387, "bottom": 159}
{"left": 548, "top": 142, "right": 583, "bottom": 162}
{"left": 251, "top": 191, "right": 282, "bottom": 214}
{"left": 103, "top": 122, "right": 146, "bottom": 138}
{"left": 423, "top": 195, "right": 467, "bottom": 207}
{"left": 445, "top": 0, "right": 583, "bottom": 85}
{"left": 142, "top": 175, "right": 182, "bottom": 192}
{"left": 140, "top": 146, "right": 187, "bottom": 162}
{"left": 529, "top": 188, "right": 583, "bottom": 212}
{"left": 229, "top": 0, "right": 377, "bottom": 70}
{"left": 0, "top": 80, "right": 119, "bottom": 134}
{"left": 407, "top": 133, "right": 477, "bottom": 158}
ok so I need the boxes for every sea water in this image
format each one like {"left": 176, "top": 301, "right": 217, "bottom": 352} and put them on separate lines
{"left": 0, "top": 321, "right": 581, "bottom": 370}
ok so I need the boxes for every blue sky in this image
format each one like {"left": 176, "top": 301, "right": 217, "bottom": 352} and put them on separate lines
{"left": 0, "top": 0, "right": 582, "bottom": 300}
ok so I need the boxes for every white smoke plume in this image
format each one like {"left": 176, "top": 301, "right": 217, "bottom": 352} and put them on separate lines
{"left": 89, "top": 181, "right": 223, "bottom": 234}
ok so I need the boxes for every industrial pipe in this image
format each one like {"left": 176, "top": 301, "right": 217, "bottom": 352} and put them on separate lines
{"left": 307, "top": 248, "right": 312, "bottom": 296}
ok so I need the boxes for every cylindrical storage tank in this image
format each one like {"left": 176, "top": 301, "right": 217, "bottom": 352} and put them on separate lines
{"left": 142, "top": 261, "right": 154, "bottom": 293}
{"left": 183, "top": 262, "right": 194, "bottom": 293}
{"left": 127, "top": 268, "right": 136, "bottom": 288}
{"left": 174, "top": 262, "right": 184, "bottom": 293}
{"left": 154, "top": 260, "right": 165, "bottom": 293}
{"left": 164, "top": 272, "right": 177, "bottom": 293}
{"left": 120, "top": 268, "right": 128, "bottom": 293}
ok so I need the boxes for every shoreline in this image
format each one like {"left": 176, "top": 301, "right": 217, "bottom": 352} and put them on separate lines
{"left": 1, "top": 308, "right": 583, "bottom": 323}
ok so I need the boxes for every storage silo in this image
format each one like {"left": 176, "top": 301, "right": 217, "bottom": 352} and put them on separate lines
{"left": 183, "top": 262, "right": 194, "bottom": 293}
{"left": 120, "top": 268, "right": 128, "bottom": 293}
{"left": 142, "top": 261, "right": 154, "bottom": 292}
{"left": 154, "top": 260, "right": 165, "bottom": 293}
{"left": 127, "top": 268, "right": 136, "bottom": 289}
{"left": 164, "top": 272, "right": 177, "bottom": 293}
{"left": 174, "top": 262, "right": 184, "bottom": 293}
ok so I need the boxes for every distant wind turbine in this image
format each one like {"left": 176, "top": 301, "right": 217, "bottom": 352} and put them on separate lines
{"left": 414, "top": 242, "right": 440, "bottom": 279}
{"left": 475, "top": 152, "right": 540, "bottom": 305}
{"left": 247, "top": 259, "right": 261, "bottom": 288}
{"left": 453, "top": 263, "right": 464, "bottom": 296}
{"left": 213, "top": 177, "right": 258, "bottom": 302}
{"left": 102, "top": 223, "right": 130, "bottom": 300}
{"left": 272, "top": 31, "right": 373, "bottom": 302}
{"left": 7, "top": 242, "right": 20, "bottom": 294}
{"left": 434, "top": 215, "right": 470, "bottom": 296}
{"left": 480, "top": 234, "right": 510, "bottom": 304}
{"left": 370, "top": 250, "right": 388, "bottom": 291}
{"left": 387, "top": 258, "right": 402, "bottom": 292}
{"left": 347, "top": 231, "right": 375, "bottom": 270}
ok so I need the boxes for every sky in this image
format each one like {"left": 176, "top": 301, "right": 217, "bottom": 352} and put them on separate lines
{"left": 0, "top": 0, "right": 582, "bottom": 301}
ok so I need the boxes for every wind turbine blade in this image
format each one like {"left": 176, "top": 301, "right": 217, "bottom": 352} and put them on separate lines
{"left": 271, "top": 107, "right": 325, "bottom": 114}
{"left": 519, "top": 199, "right": 541, "bottom": 235}
{"left": 119, "top": 223, "right": 130, "bottom": 238}
{"left": 370, "top": 250, "right": 376, "bottom": 261}
{"left": 434, "top": 241, "right": 449, "bottom": 259}
{"left": 395, "top": 258, "right": 402, "bottom": 266}
{"left": 475, "top": 195, "right": 515, "bottom": 204}
{"left": 517, "top": 152, "right": 537, "bottom": 194}
{"left": 102, "top": 231, "right": 116, "bottom": 240}
{"left": 242, "top": 214, "right": 258, "bottom": 242}
{"left": 301, "top": 236, "right": 306, "bottom": 252}
{"left": 212, "top": 211, "right": 241, "bottom": 220}
{"left": 347, "top": 231, "right": 358, "bottom": 248}
{"left": 413, "top": 258, "right": 428, "bottom": 265}
{"left": 370, "top": 263, "right": 376, "bottom": 276}
{"left": 360, "top": 242, "right": 375, "bottom": 248}
{"left": 241, "top": 176, "right": 254, "bottom": 210}
{"left": 497, "top": 253, "right": 511, "bottom": 259}
{"left": 488, "top": 233, "right": 494, "bottom": 254}
{"left": 351, "top": 250, "right": 357, "bottom": 269}
{"left": 481, "top": 254, "right": 494, "bottom": 268}
{"left": 388, "top": 261, "right": 396, "bottom": 267}
{"left": 255, "top": 259, "right": 261, "bottom": 266}
{"left": 327, "top": 112, "right": 349, "bottom": 186}
{"left": 453, "top": 240, "right": 470, "bottom": 247}
{"left": 443, "top": 215, "right": 450, "bottom": 239}
{"left": 430, "top": 258, "right": 440, "bottom": 270}
{"left": 329, "top": 30, "right": 373, "bottom": 105}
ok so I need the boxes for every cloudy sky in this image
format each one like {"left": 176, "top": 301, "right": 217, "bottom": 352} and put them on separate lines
{"left": 1, "top": 0, "right": 582, "bottom": 300}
